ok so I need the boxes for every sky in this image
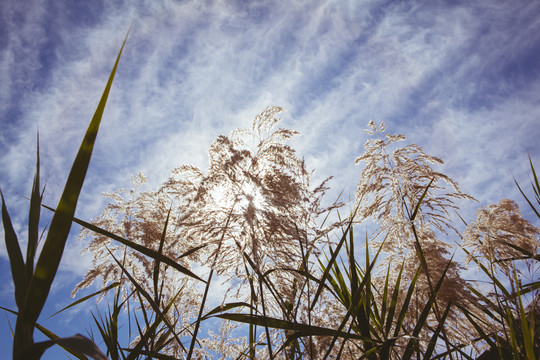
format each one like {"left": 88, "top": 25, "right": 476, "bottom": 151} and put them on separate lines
{"left": 1, "top": 0, "right": 540, "bottom": 358}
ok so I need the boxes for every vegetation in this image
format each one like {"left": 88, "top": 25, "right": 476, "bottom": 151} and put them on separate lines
{"left": 2, "top": 37, "right": 538, "bottom": 360}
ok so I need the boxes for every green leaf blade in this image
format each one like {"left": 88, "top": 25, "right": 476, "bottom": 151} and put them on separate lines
{"left": 1, "top": 190, "right": 27, "bottom": 310}
{"left": 26, "top": 133, "right": 42, "bottom": 283}
{"left": 24, "top": 33, "right": 129, "bottom": 327}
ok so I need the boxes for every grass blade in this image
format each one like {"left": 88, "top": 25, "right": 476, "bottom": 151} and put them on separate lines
{"left": 19, "top": 334, "right": 107, "bottom": 360}
{"left": 393, "top": 266, "right": 420, "bottom": 338}
{"left": 12, "top": 32, "right": 129, "bottom": 359}
{"left": 423, "top": 302, "right": 452, "bottom": 360}
{"left": 42, "top": 206, "right": 205, "bottom": 283}
{"left": 385, "top": 262, "right": 404, "bottom": 336}
{"left": 22, "top": 31, "right": 129, "bottom": 327}
{"left": 107, "top": 250, "right": 187, "bottom": 355}
{"left": 1, "top": 307, "right": 89, "bottom": 360}
{"left": 215, "top": 313, "right": 364, "bottom": 340}
{"left": 513, "top": 272, "right": 536, "bottom": 360}
{"left": 126, "top": 286, "right": 183, "bottom": 360}
{"left": 402, "top": 257, "right": 452, "bottom": 360}
{"left": 514, "top": 155, "right": 540, "bottom": 219}
{"left": 26, "top": 133, "right": 42, "bottom": 284}
{"left": 153, "top": 209, "right": 170, "bottom": 303}
{"left": 411, "top": 178, "right": 434, "bottom": 221}
{"left": 202, "top": 302, "right": 255, "bottom": 320}
{"left": 310, "top": 219, "right": 354, "bottom": 312}
{"left": 48, "top": 281, "right": 120, "bottom": 318}
{"left": 1, "top": 191, "right": 26, "bottom": 310}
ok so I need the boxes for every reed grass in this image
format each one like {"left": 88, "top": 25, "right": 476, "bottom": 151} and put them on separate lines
{"left": 1, "top": 36, "right": 538, "bottom": 360}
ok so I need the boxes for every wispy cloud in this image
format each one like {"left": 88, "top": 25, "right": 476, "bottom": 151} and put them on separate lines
{"left": 1, "top": 2, "right": 539, "bottom": 348}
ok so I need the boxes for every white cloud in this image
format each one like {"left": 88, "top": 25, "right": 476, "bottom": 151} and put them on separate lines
{"left": 1, "top": 2, "right": 539, "bottom": 355}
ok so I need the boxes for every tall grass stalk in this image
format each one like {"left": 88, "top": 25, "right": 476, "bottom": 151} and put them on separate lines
{"left": 1, "top": 31, "right": 129, "bottom": 359}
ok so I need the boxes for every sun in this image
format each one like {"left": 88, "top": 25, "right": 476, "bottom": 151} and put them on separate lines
{"left": 238, "top": 181, "right": 266, "bottom": 211}
{"left": 211, "top": 180, "right": 266, "bottom": 213}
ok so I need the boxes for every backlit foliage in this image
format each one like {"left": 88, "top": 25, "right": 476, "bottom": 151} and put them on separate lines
{"left": 355, "top": 121, "right": 475, "bottom": 252}
{"left": 74, "top": 173, "right": 202, "bottom": 357}
{"left": 75, "top": 173, "right": 194, "bottom": 297}
{"left": 76, "top": 106, "right": 339, "bottom": 358}
{"left": 68, "top": 111, "right": 539, "bottom": 359}
{"left": 463, "top": 198, "right": 539, "bottom": 274}
{"left": 462, "top": 199, "right": 540, "bottom": 359}
{"left": 161, "top": 106, "right": 337, "bottom": 285}
{"left": 354, "top": 121, "right": 482, "bottom": 353}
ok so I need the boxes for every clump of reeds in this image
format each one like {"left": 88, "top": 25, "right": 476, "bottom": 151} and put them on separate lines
{"left": 2, "top": 35, "right": 538, "bottom": 360}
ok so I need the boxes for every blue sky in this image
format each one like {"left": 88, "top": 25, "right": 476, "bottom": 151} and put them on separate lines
{"left": 1, "top": 0, "right": 540, "bottom": 358}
